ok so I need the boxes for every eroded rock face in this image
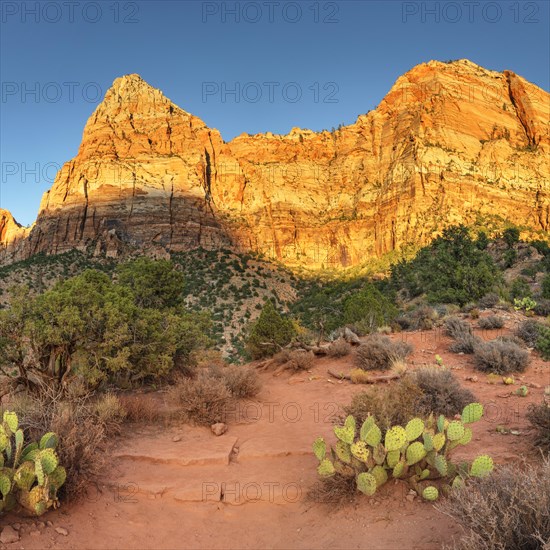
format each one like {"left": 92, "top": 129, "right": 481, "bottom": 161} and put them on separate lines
{"left": 1, "top": 60, "right": 549, "bottom": 268}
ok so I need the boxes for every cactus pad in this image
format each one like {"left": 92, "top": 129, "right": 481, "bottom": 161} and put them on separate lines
{"left": 39, "top": 432, "right": 58, "bottom": 450}
{"left": 360, "top": 417, "right": 375, "bottom": 441}
{"left": 39, "top": 449, "right": 58, "bottom": 475}
{"left": 459, "top": 427, "right": 473, "bottom": 445}
{"left": 3, "top": 411, "right": 18, "bottom": 434}
{"left": 317, "top": 459, "right": 336, "bottom": 477}
{"left": 356, "top": 472, "right": 377, "bottom": 496}
{"left": 405, "top": 418, "right": 425, "bottom": 441}
{"left": 433, "top": 433, "right": 446, "bottom": 451}
{"left": 422, "top": 486, "right": 439, "bottom": 501}
{"left": 470, "top": 455, "right": 494, "bottom": 478}
{"left": 344, "top": 415, "right": 356, "bottom": 432}
{"left": 446, "top": 421, "right": 465, "bottom": 441}
{"left": 385, "top": 426, "right": 407, "bottom": 451}
{"left": 334, "top": 425, "right": 354, "bottom": 445}
{"left": 364, "top": 424, "right": 382, "bottom": 447}
{"left": 423, "top": 433, "right": 434, "bottom": 451}
{"left": 335, "top": 441, "right": 352, "bottom": 464}
{"left": 461, "top": 403, "right": 483, "bottom": 424}
{"left": 372, "top": 465, "right": 388, "bottom": 487}
{"left": 434, "top": 455, "right": 448, "bottom": 476}
{"left": 437, "top": 415, "right": 446, "bottom": 433}
{"left": 386, "top": 450, "right": 400, "bottom": 468}
{"left": 452, "top": 476, "right": 464, "bottom": 489}
{"left": 392, "top": 460, "right": 406, "bottom": 478}
{"left": 313, "top": 437, "right": 326, "bottom": 461}
{"left": 350, "top": 441, "right": 369, "bottom": 462}
{"left": 14, "top": 461, "right": 35, "bottom": 491}
{"left": 406, "top": 442, "right": 427, "bottom": 465}
{"left": 0, "top": 474, "right": 10, "bottom": 498}
{"left": 48, "top": 466, "right": 67, "bottom": 491}
{"left": 419, "top": 468, "right": 430, "bottom": 480}
{"left": 373, "top": 443, "right": 387, "bottom": 465}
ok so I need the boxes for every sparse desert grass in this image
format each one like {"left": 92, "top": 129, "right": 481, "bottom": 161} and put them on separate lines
{"left": 439, "top": 458, "right": 550, "bottom": 550}
{"left": 445, "top": 316, "right": 481, "bottom": 354}
{"left": 327, "top": 338, "right": 352, "bottom": 357}
{"left": 209, "top": 364, "right": 261, "bottom": 398}
{"left": 355, "top": 334, "right": 412, "bottom": 371}
{"left": 478, "top": 315, "right": 505, "bottom": 330}
{"left": 473, "top": 339, "right": 530, "bottom": 374}
{"left": 118, "top": 393, "right": 167, "bottom": 423}
{"left": 411, "top": 367, "right": 476, "bottom": 417}
{"left": 286, "top": 350, "right": 315, "bottom": 371}
{"left": 307, "top": 473, "right": 357, "bottom": 505}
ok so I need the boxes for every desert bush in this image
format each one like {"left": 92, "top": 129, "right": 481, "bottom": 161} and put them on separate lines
{"left": 92, "top": 393, "right": 126, "bottom": 433}
{"left": 473, "top": 340, "right": 529, "bottom": 374}
{"left": 355, "top": 334, "right": 412, "bottom": 371}
{"left": 478, "top": 292, "right": 499, "bottom": 309}
{"left": 308, "top": 473, "right": 357, "bottom": 505}
{"left": 495, "top": 334, "right": 525, "bottom": 347}
{"left": 527, "top": 401, "right": 550, "bottom": 451}
{"left": 411, "top": 367, "right": 476, "bottom": 418}
{"left": 469, "top": 308, "right": 480, "bottom": 320}
{"left": 343, "top": 376, "right": 424, "bottom": 431}
{"left": 515, "top": 319, "right": 543, "bottom": 346}
{"left": 246, "top": 300, "right": 297, "bottom": 358}
{"left": 439, "top": 458, "right": 550, "bottom": 550}
{"left": 286, "top": 350, "right": 315, "bottom": 371}
{"left": 168, "top": 370, "right": 232, "bottom": 425}
{"left": 342, "top": 284, "right": 398, "bottom": 333}
{"left": 445, "top": 317, "right": 480, "bottom": 354}
{"left": 478, "top": 315, "right": 505, "bottom": 330}
{"left": 327, "top": 338, "right": 352, "bottom": 357}
{"left": 209, "top": 364, "right": 261, "bottom": 398}
{"left": 396, "top": 304, "right": 439, "bottom": 331}
{"left": 535, "top": 325, "right": 550, "bottom": 360}
{"left": 542, "top": 274, "right": 550, "bottom": 299}
{"left": 534, "top": 298, "right": 550, "bottom": 317}
{"left": 509, "top": 277, "right": 532, "bottom": 300}
{"left": 502, "top": 227, "right": 521, "bottom": 248}
{"left": 449, "top": 333, "right": 480, "bottom": 354}
{"left": 444, "top": 316, "right": 472, "bottom": 339}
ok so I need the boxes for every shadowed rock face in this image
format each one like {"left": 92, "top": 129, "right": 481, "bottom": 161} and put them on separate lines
{"left": 1, "top": 59, "right": 549, "bottom": 269}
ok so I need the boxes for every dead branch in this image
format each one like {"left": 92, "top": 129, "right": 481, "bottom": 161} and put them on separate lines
{"left": 327, "top": 368, "right": 403, "bottom": 384}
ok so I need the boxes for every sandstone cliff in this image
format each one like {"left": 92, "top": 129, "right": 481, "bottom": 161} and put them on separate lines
{"left": 1, "top": 59, "right": 549, "bottom": 269}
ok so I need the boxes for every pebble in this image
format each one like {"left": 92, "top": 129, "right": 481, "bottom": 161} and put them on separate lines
{"left": 55, "top": 527, "right": 69, "bottom": 536}
{"left": 172, "top": 435, "right": 182, "bottom": 442}
{"left": 0, "top": 526, "right": 20, "bottom": 544}
{"left": 406, "top": 494, "right": 416, "bottom": 502}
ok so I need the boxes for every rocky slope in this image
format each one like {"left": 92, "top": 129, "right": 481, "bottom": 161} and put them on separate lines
{"left": 1, "top": 59, "right": 549, "bottom": 269}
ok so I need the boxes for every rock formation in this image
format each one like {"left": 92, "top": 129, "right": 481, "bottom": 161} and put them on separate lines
{"left": 1, "top": 59, "right": 548, "bottom": 269}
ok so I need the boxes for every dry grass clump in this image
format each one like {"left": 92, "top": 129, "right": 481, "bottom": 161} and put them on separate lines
{"left": 439, "top": 458, "right": 550, "bottom": 550}
{"left": 478, "top": 292, "right": 499, "bottom": 309}
{"left": 515, "top": 320, "right": 544, "bottom": 346}
{"left": 411, "top": 367, "right": 476, "bottom": 418}
{"left": 526, "top": 401, "right": 550, "bottom": 451}
{"left": 327, "top": 338, "right": 352, "bottom": 358}
{"left": 307, "top": 474, "right": 357, "bottom": 505}
{"left": 118, "top": 393, "right": 167, "bottom": 423}
{"left": 473, "top": 339, "right": 530, "bottom": 374}
{"left": 355, "top": 334, "right": 412, "bottom": 371}
{"left": 396, "top": 304, "right": 439, "bottom": 331}
{"left": 343, "top": 377, "right": 423, "bottom": 431}
{"left": 478, "top": 315, "right": 505, "bottom": 330}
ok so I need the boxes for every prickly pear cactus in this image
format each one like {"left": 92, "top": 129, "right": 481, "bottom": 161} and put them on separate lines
{"left": 461, "top": 403, "right": 483, "bottom": 424}
{"left": 406, "top": 442, "right": 427, "bottom": 465}
{"left": 313, "top": 437, "right": 326, "bottom": 461}
{"left": 317, "top": 459, "right": 336, "bottom": 477}
{"left": 446, "top": 421, "right": 465, "bottom": 441}
{"left": 0, "top": 411, "right": 65, "bottom": 517}
{"left": 334, "top": 425, "right": 354, "bottom": 445}
{"left": 405, "top": 418, "right": 424, "bottom": 441}
{"left": 350, "top": 441, "right": 369, "bottom": 463}
{"left": 385, "top": 426, "right": 407, "bottom": 451}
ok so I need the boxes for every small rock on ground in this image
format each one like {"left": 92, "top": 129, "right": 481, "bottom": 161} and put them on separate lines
{"left": 211, "top": 423, "right": 228, "bottom": 436}
{"left": 0, "top": 526, "right": 20, "bottom": 544}
{"left": 55, "top": 527, "right": 69, "bottom": 536}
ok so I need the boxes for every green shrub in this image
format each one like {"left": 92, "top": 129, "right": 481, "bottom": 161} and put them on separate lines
{"left": 391, "top": 225, "right": 500, "bottom": 306}
{"left": 355, "top": 335, "right": 412, "bottom": 371}
{"left": 541, "top": 274, "right": 550, "bottom": 299}
{"left": 439, "top": 457, "right": 550, "bottom": 550}
{"left": 473, "top": 340, "right": 529, "bottom": 374}
{"left": 535, "top": 325, "right": 550, "bottom": 360}
{"left": 502, "top": 227, "right": 521, "bottom": 248}
{"left": 509, "top": 277, "right": 532, "bottom": 300}
{"left": 246, "top": 300, "right": 297, "bottom": 358}
{"left": 342, "top": 284, "right": 398, "bottom": 332}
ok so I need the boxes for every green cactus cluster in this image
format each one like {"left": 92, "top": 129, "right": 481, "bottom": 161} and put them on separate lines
{"left": 312, "top": 402, "right": 493, "bottom": 502}
{"left": 0, "top": 411, "right": 65, "bottom": 516}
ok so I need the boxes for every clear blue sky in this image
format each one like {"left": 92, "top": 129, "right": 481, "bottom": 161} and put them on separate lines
{"left": 1, "top": 0, "right": 549, "bottom": 225}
